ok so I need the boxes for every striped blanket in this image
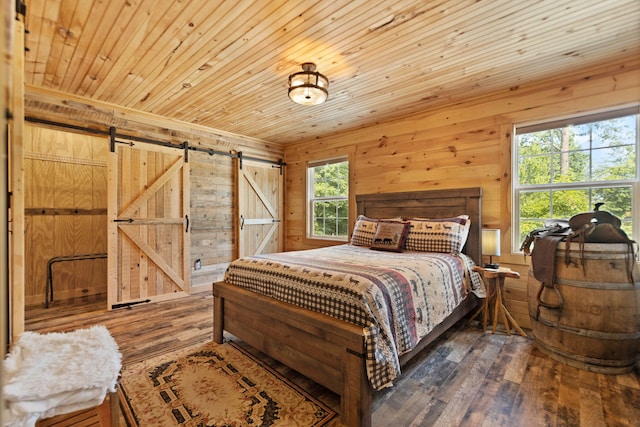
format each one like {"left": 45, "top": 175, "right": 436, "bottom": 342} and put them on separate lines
{"left": 223, "top": 244, "right": 484, "bottom": 390}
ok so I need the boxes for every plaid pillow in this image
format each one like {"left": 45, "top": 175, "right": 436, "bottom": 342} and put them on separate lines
{"left": 405, "top": 216, "right": 470, "bottom": 253}
{"left": 370, "top": 221, "right": 410, "bottom": 252}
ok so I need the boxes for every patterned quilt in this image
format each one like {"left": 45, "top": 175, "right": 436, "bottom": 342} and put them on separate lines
{"left": 223, "top": 244, "right": 484, "bottom": 391}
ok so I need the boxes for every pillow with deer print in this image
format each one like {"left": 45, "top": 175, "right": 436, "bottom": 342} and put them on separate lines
{"left": 404, "top": 215, "right": 470, "bottom": 253}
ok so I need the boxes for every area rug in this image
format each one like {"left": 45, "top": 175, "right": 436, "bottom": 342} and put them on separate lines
{"left": 118, "top": 340, "right": 336, "bottom": 427}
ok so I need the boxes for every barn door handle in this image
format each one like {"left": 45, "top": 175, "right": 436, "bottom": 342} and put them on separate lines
{"left": 185, "top": 215, "right": 189, "bottom": 233}
{"left": 240, "top": 215, "right": 245, "bottom": 230}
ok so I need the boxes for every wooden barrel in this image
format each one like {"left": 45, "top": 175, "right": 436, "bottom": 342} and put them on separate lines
{"left": 527, "top": 242, "right": 640, "bottom": 374}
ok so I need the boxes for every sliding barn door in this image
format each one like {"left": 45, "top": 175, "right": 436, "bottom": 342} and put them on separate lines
{"left": 236, "top": 158, "right": 283, "bottom": 258}
{"left": 107, "top": 141, "right": 190, "bottom": 309}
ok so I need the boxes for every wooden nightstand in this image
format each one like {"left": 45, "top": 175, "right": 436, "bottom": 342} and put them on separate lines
{"left": 469, "top": 266, "right": 527, "bottom": 337}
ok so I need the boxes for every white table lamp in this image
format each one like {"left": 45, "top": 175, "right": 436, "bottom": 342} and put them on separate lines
{"left": 482, "top": 229, "right": 501, "bottom": 269}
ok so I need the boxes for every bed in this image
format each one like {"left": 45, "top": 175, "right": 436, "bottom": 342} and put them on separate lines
{"left": 213, "top": 187, "right": 483, "bottom": 426}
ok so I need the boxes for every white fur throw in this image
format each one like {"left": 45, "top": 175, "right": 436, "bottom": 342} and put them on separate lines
{"left": 2, "top": 325, "right": 121, "bottom": 427}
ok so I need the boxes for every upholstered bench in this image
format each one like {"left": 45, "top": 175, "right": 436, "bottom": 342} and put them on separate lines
{"left": 2, "top": 325, "right": 121, "bottom": 427}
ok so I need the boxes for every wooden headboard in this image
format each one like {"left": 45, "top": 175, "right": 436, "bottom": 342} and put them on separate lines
{"left": 356, "top": 187, "right": 482, "bottom": 265}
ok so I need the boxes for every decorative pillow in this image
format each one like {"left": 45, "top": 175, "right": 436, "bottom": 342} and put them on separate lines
{"left": 370, "top": 221, "right": 410, "bottom": 252}
{"left": 350, "top": 215, "right": 403, "bottom": 247}
{"left": 350, "top": 215, "right": 380, "bottom": 247}
{"left": 405, "top": 215, "right": 470, "bottom": 253}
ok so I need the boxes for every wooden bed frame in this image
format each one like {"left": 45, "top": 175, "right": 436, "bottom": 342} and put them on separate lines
{"left": 213, "top": 187, "right": 482, "bottom": 426}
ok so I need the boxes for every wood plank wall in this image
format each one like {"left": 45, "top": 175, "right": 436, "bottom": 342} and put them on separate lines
{"left": 283, "top": 59, "right": 640, "bottom": 329}
{"left": 189, "top": 151, "right": 234, "bottom": 288}
{"left": 22, "top": 60, "right": 639, "bottom": 325}
{"left": 24, "top": 125, "right": 107, "bottom": 306}
{"left": 23, "top": 86, "right": 283, "bottom": 299}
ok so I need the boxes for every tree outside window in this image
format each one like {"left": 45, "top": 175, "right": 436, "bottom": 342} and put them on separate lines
{"left": 308, "top": 159, "right": 349, "bottom": 239}
{"left": 515, "top": 109, "right": 638, "bottom": 249}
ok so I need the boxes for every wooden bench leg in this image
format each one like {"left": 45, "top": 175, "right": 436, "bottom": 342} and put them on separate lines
{"left": 95, "top": 387, "right": 120, "bottom": 427}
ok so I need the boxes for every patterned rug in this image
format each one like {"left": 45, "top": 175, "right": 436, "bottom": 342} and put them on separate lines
{"left": 118, "top": 340, "right": 336, "bottom": 426}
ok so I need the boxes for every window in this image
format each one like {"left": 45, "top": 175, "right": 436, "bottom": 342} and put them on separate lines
{"left": 307, "top": 158, "right": 349, "bottom": 240}
{"left": 514, "top": 108, "right": 639, "bottom": 250}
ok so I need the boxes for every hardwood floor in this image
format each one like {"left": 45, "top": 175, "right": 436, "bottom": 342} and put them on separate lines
{"left": 25, "top": 292, "right": 640, "bottom": 427}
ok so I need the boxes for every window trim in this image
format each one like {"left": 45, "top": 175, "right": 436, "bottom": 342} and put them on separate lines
{"left": 512, "top": 107, "right": 640, "bottom": 253}
{"left": 306, "top": 156, "right": 349, "bottom": 242}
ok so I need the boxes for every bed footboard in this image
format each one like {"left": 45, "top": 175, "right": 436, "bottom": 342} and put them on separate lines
{"left": 213, "top": 280, "right": 372, "bottom": 427}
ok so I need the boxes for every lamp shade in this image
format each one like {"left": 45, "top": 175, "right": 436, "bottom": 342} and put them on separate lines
{"left": 482, "top": 229, "right": 501, "bottom": 257}
{"left": 288, "top": 63, "right": 329, "bottom": 105}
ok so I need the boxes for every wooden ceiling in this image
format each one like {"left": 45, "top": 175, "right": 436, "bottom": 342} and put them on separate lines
{"left": 23, "top": 0, "right": 640, "bottom": 145}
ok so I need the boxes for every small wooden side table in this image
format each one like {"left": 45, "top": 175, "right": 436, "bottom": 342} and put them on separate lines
{"left": 469, "top": 266, "right": 527, "bottom": 337}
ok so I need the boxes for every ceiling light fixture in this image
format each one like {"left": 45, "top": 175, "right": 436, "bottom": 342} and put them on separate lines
{"left": 288, "top": 62, "right": 329, "bottom": 105}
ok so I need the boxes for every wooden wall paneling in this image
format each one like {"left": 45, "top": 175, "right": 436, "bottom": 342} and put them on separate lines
{"left": 92, "top": 138, "right": 108, "bottom": 296}
{"left": 73, "top": 162, "right": 93, "bottom": 209}
{"left": 21, "top": 126, "right": 100, "bottom": 306}
{"left": 71, "top": 129, "right": 92, "bottom": 160}
{"left": 32, "top": 158, "right": 55, "bottom": 208}
{"left": 189, "top": 152, "right": 235, "bottom": 289}
{"left": 27, "top": 216, "right": 53, "bottom": 305}
{"left": 91, "top": 214, "right": 108, "bottom": 296}
{"left": 283, "top": 145, "right": 355, "bottom": 250}
{"left": 50, "top": 137, "right": 76, "bottom": 298}
{"left": 72, "top": 215, "right": 93, "bottom": 296}
{"left": 189, "top": 153, "right": 215, "bottom": 268}
{"left": 283, "top": 164, "right": 306, "bottom": 247}
{"left": 72, "top": 155, "right": 92, "bottom": 296}
{"left": 23, "top": 85, "right": 282, "bottom": 301}
{"left": 283, "top": 61, "right": 640, "bottom": 329}
{"left": 52, "top": 214, "right": 74, "bottom": 299}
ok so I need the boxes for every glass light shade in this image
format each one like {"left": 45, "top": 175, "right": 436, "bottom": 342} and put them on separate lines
{"left": 288, "top": 63, "right": 329, "bottom": 105}
{"left": 482, "top": 229, "right": 501, "bottom": 257}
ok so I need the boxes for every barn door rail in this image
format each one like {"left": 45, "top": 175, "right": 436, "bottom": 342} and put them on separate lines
{"left": 237, "top": 151, "right": 285, "bottom": 171}
{"left": 24, "top": 117, "right": 285, "bottom": 167}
